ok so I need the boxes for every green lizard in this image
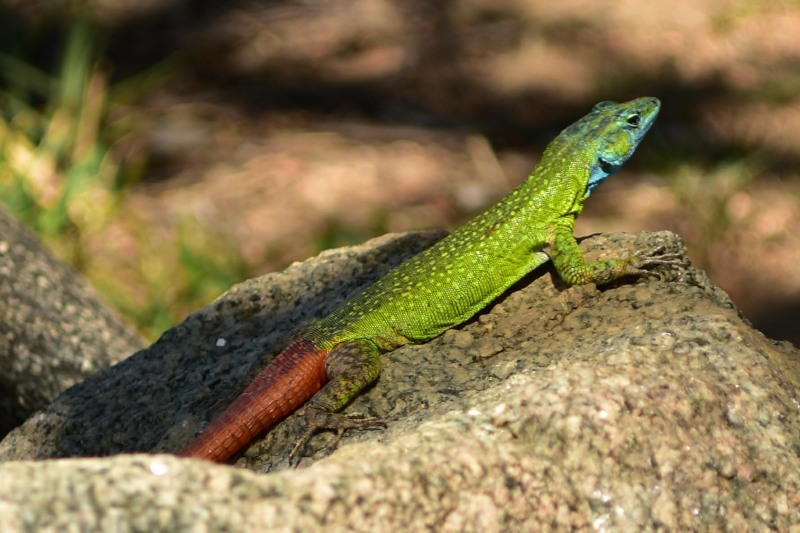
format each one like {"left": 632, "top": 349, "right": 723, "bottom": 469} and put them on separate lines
{"left": 179, "top": 96, "right": 677, "bottom": 463}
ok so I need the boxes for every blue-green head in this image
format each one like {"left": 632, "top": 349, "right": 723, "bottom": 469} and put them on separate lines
{"left": 562, "top": 96, "right": 660, "bottom": 195}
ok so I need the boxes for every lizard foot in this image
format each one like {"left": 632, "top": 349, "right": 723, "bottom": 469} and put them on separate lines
{"left": 629, "top": 248, "right": 684, "bottom": 280}
{"left": 289, "top": 408, "right": 386, "bottom": 465}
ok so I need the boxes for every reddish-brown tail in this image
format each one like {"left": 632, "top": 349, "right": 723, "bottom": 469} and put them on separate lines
{"left": 178, "top": 338, "right": 329, "bottom": 463}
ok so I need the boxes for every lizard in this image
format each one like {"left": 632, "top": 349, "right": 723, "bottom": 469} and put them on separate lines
{"left": 179, "top": 96, "right": 677, "bottom": 463}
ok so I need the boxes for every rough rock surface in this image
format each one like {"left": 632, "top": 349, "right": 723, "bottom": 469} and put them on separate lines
{"left": 0, "top": 230, "right": 798, "bottom": 532}
{"left": 0, "top": 207, "right": 143, "bottom": 437}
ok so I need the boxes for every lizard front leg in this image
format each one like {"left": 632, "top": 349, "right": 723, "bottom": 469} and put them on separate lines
{"left": 290, "top": 338, "right": 384, "bottom": 461}
{"left": 547, "top": 221, "right": 681, "bottom": 286}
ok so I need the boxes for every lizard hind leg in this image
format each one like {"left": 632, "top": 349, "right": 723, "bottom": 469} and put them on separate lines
{"left": 290, "top": 338, "right": 385, "bottom": 463}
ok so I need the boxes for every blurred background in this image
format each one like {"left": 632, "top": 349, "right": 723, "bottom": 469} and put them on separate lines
{"left": 0, "top": 0, "right": 798, "bottom": 344}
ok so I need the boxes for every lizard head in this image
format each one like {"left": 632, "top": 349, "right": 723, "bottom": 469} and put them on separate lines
{"left": 578, "top": 96, "right": 660, "bottom": 195}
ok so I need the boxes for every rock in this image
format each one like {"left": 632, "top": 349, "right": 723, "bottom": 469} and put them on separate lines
{"left": 0, "top": 230, "right": 798, "bottom": 531}
{"left": 0, "top": 207, "right": 143, "bottom": 437}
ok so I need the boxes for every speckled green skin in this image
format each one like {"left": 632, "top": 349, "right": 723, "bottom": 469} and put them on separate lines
{"left": 296, "top": 97, "right": 664, "bottom": 433}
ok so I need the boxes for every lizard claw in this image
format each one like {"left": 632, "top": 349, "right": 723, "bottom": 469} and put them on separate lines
{"left": 630, "top": 247, "right": 685, "bottom": 280}
{"left": 289, "top": 409, "right": 386, "bottom": 467}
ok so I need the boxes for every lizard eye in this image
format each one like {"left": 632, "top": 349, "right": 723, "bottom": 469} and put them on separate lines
{"left": 625, "top": 113, "right": 642, "bottom": 128}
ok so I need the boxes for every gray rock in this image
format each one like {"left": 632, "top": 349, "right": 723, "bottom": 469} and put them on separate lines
{"left": 0, "top": 207, "right": 143, "bottom": 437}
{"left": 0, "top": 230, "right": 798, "bottom": 531}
